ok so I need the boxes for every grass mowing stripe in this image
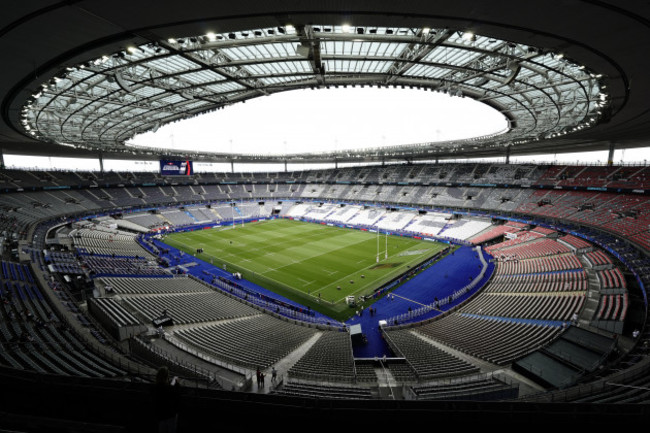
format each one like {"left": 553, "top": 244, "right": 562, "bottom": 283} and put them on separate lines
{"left": 258, "top": 233, "right": 379, "bottom": 277}
{"left": 195, "top": 222, "right": 353, "bottom": 267}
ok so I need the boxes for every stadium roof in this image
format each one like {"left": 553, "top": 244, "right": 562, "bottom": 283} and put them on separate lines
{"left": 0, "top": 2, "right": 648, "bottom": 164}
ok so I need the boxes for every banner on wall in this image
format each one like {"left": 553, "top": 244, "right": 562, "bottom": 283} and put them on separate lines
{"left": 160, "top": 160, "right": 193, "bottom": 175}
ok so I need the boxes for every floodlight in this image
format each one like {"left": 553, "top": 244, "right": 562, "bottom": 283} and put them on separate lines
{"left": 462, "top": 31, "right": 475, "bottom": 41}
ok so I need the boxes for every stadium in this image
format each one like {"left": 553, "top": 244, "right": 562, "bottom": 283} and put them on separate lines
{"left": 0, "top": 1, "right": 649, "bottom": 430}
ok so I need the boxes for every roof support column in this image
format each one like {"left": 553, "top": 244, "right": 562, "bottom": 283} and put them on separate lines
{"left": 608, "top": 141, "right": 616, "bottom": 166}
{"left": 98, "top": 151, "right": 104, "bottom": 175}
{"left": 0, "top": 148, "right": 4, "bottom": 169}
{"left": 506, "top": 146, "right": 511, "bottom": 165}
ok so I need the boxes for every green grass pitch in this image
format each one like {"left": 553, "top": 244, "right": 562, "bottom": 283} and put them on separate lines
{"left": 162, "top": 218, "right": 448, "bottom": 321}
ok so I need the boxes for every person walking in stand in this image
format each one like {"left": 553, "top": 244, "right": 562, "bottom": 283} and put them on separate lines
{"left": 271, "top": 366, "right": 278, "bottom": 385}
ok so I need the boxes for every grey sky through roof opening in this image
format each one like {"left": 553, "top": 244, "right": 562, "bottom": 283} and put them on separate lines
{"left": 21, "top": 23, "right": 607, "bottom": 161}
{"left": 128, "top": 87, "right": 509, "bottom": 155}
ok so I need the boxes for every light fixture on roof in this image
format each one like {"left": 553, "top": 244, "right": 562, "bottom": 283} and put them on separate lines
{"left": 206, "top": 32, "right": 216, "bottom": 41}
{"left": 462, "top": 31, "right": 476, "bottom": 41}
{"left": 422, "top": 27, "right": 431, "bottom": 34}
{"left": 167, "top": 38, "right": 177, "bottom": 44}
{"left": 342, "top": 24, "right": 352, "bottom": 33}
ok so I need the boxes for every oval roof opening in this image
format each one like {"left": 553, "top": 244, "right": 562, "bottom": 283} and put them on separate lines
{"left": 128, "top": 87, "right": 510, "bottom": 155}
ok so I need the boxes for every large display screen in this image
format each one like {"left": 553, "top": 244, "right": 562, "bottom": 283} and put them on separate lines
{"left": 160, "top": 160, "right": 193, "bottom": 175}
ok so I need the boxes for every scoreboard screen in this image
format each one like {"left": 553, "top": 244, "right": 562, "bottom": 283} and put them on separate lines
{"left": 160, "top": 160, "right": 193, "bottom": 175}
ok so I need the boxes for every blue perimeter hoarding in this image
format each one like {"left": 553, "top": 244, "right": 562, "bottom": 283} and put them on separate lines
{"left": 160, "top": 160, "right": 193, "bottom": 175}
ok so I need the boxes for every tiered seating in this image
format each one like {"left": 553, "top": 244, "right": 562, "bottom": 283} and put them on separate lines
{"left": 186, "top": 207, "right": 220, "bottom": 223}
{"left": 159, "top": 210, "right": 196, "bottom": 226}
{"left": 129, "top": 337, "right": 224, "bottom": 386}
{"left": 100, "top": 276, "right": 213, "bottom": 295}
{"left": 375, "top": 211, "right": 418, "bottom": 231}
{"left": 272, "top": 381, "right": 373, "bottom": 400}
{"left": 461, "top": 292, "right": 584, "bottom": 322}
{"left": 123, "top": 212, "right": 167, "bottom": 229}
{"left": 583, "top": 250, "right": 613, "bottom": 268}
{"left": 605, "top": 166, "right": 650, "bottom": 189}
{"left": 630, "top": 229, "right": 650, "bottom": 250}
{"left": 506, "top": 222, "right": 528, "bottom": 229}
{"left": 409, "top": 376, "right": 518, "bottom": 401}
{"left": 383, "top": 329, "right": 480, "bottom": 379}
{"left": 513, "top": 326, "right": 618, "bottom": 390}
{"left": 494, "top": 254, "right": 583, "bottom": 275}
{"left": 536, "top": 166, "right": 568, "bottom": 184}
{"left": 122, "top": 292, "right": 259, "bottom": 325}
{"left": 468, "top": 223, "right": 524, "bottom": 245}
{"left": 403, "top": 213, "right": 449, "bottom": 237}
{"left": 488, "top": 270, "right": 588, "bottom": 294}
{"left": 285, "top": 203, "right": 314, "bottom": 218}
{"left": 438, "top": 219, "right": 493, "bottom": 241}
{"left": 484, "top": 230, "right": 544, "bottom": 255}
{"left": 287, "top": 330, "right": 355, "bottom": 382}
{"left": 596, "top": 268, "right": 627, "bottom": 289}
{"left": 594, "top": 294, "right": 628, "bottom": 322}
{"left": 0, "top": 260, "right": 128, "bottom": 378}
{"left": 489, "top": 238, "right": 571, "bottom": 260}
{"left": 556, "top": 166, "right": 617, "bottom": 187}
{"left": 346, "top": 207, "right": 386, "bottom": 226}
{"left": 412, "top": 315, "right": 563, "bottom": 366}
{"left": 89, "top": 297, "right": 141, "bottom": 328}
{"left": 87, "top": 297, "right": 146, "bottom": 341}
{"left": 73, "top": 236, "right": 152, "bottom": 258}
{"left": 531, "top": 226, "right": 556, "bottom": 236}
{"left": 173, "top": 315, "right": 317, "bottom": 369}
{"left": 81, "top": 256, "right": 170, "bottom": 277}
{"left": 558, "top": 234, "right": 592, "bottom": 252}
{"left": 324, "top": 205, "right": 360, "bottom": 223}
